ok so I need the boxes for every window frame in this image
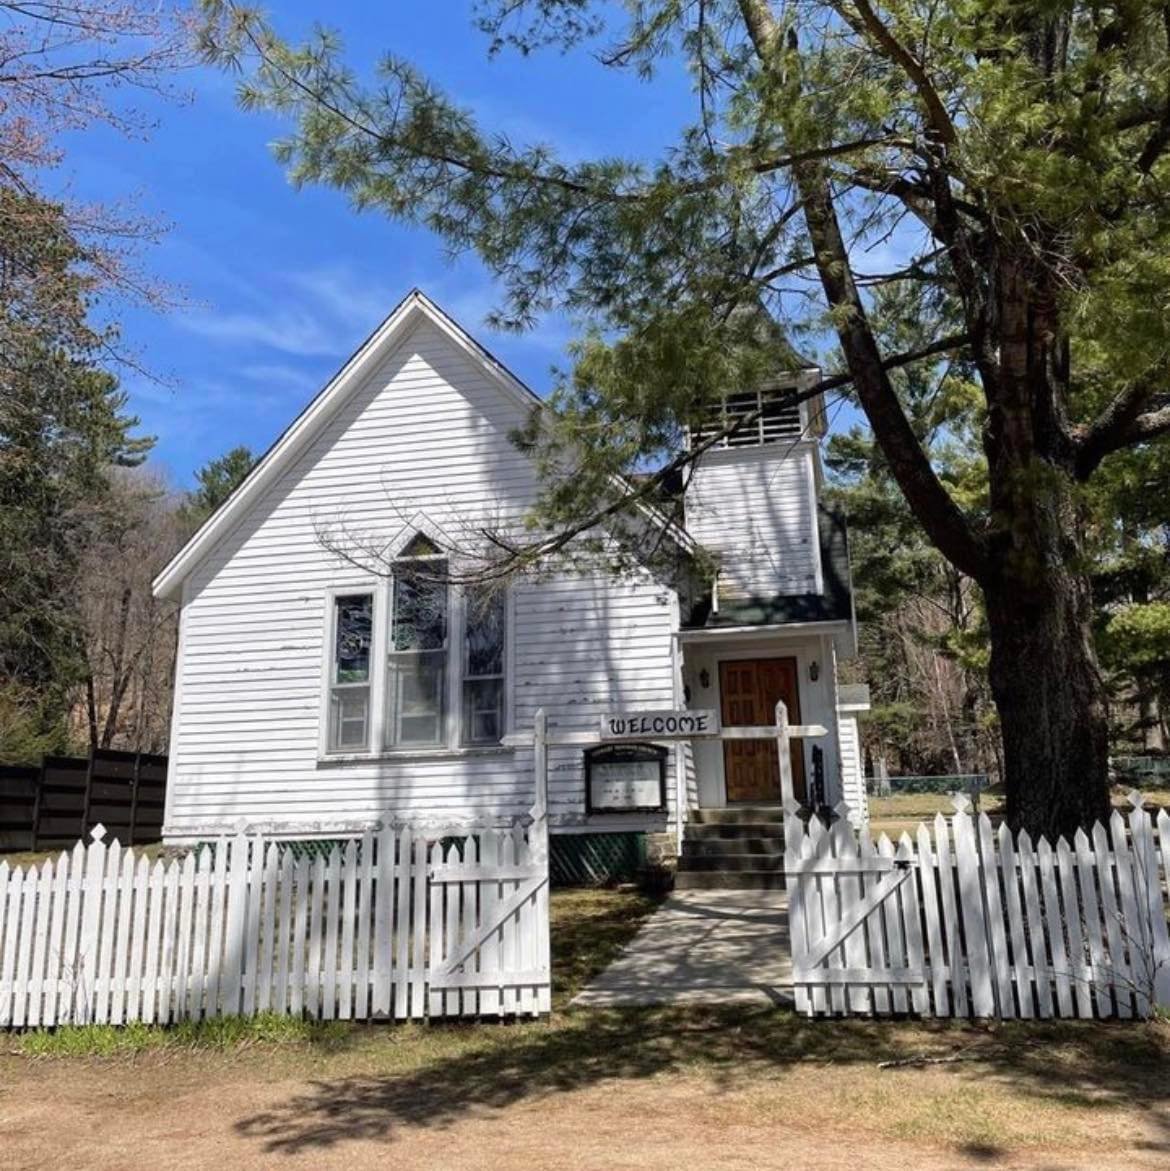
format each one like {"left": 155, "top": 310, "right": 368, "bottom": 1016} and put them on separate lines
{"left": 385, "top": 548, "right": 451, "bottom": 750}
{"left": 319, "top": 583, "right": 387, "bottom": 758}
{"left": 318, "top": 570, "right": 513, "bottom": 761}
{"left": 460, "top": 584, "right": 508, "bottom": 747}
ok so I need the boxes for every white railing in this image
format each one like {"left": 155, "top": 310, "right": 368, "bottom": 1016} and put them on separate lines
{"left": 785, "top": 793, "right": 1170, "bottom": 1019}
{"left": 0, "top": 818, "right": 550, "bottom": 1029}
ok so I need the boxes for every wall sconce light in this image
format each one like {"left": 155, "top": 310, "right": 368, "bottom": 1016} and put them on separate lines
{"left": 809, "top": 660, "right": 820, "bottom": 682}
{"left": 699, "top": 668, "right": 710, "bottom": 689}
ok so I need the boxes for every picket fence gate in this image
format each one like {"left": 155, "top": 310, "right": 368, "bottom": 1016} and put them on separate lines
{"left": 0, "top": 819, "right": 551, "bottom": 1029}
{"left": 784, "top": 793, "right": 1170, "bottom": 1019}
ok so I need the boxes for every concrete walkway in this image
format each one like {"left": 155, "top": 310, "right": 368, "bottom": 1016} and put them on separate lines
{"left": 572, "top": 889, "right": 793, "bottom": 1007}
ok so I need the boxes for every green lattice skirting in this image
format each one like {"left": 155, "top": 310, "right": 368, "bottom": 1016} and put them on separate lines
{"left": 190, "top": 832, "right": 646, "bottom": 886}
{"left": 549, "top": 832, "right": 647, "bottom": 886}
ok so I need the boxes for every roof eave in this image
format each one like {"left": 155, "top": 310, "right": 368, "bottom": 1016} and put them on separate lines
{"left": 153, "top": 289, "right": 693, "bottom": 600}
{"left": 674, "top": 618, "right": 852, "bottom": 641}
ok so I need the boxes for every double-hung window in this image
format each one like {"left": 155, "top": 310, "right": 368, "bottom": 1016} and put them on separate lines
{"left": 387, "top": 547, "right": 449, "bottom": 747}
{"left": 324, "top": 534, "right": 509, "bottom": 754}
{"left": 328, "top": 593, "right": 374, "bottom": 751}
{"left": 462, "top": 586, "right": 506, "bottom": 745}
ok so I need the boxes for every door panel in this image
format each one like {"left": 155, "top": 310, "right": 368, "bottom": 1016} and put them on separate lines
{"left": 719, "top": 658, "right": 807, "bottom": 803}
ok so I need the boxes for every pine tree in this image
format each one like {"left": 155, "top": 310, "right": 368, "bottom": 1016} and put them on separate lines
{"left": 0, "top": 191, "right": 151, "bottom": 760}
{"left": 181, "top": 445, "right": 256, "bottom": 528}
{"left": 201, "top": 0, "right": 1170, "bottom": 834}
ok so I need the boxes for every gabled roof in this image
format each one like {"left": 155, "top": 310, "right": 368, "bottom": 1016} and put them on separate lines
{"left": 153, "top": 289, "right": 693, "bottom": 601}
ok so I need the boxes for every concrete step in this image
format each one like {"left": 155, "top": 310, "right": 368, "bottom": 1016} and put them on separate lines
{"left": 677, "top": 853, "right": 786, "bottom": 873}
{"left": 674, "top": 869, "right": 788, "bottom": 891}
{"left": 689, "top": 807, "right": 785, "bottom": 825}
{"left": 684, "top": 821, "right": 786, "bottom": 841}
{"left": 682, "top": 836, "right": 785, "bottom": 858}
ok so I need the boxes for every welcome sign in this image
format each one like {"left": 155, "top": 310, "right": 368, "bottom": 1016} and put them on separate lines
{"left": 600, "top": 708, "right": 721, "bottom": 741}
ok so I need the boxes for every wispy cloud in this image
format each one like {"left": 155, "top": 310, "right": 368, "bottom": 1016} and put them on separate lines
{"left": 175, "top": 258, "right": 402, "bottom": 359}
{"left": 180, "top": 306, "right": 341, "bottom": 357}
{"left": 156, "top": 254, "right": 577, "bottom": 476}
{"left": 128, "top": 374, "right": 290, "bottom": 470}
{"left": 172, "top": 234, "right": 579, "bottom": 367}
{"left": 287, "top": 266, "right": 400, "bottom": 333}
{"left": 240, "top": 361, "right": 325, "bottom": 394}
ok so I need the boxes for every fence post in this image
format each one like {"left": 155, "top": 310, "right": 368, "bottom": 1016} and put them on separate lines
{"left": 80, "top": 750, "right": 96, "bottom": 841}
{"left": 532, "top": 708, "right": 552, "bottom": 1015}
{"left": 532, "top": 708, "right": 548, "bottom": 825}
{"left": 775, "top": 699, "right": 793, "bottom": 806}
{"left": 128, "top": 752, "right": 142, "bottom": 845}
{"left": 75, "top": 824, "right": 108, "bottom": 1024}
{"left": 29, "top": 758, "right": 46, "bottom": 853}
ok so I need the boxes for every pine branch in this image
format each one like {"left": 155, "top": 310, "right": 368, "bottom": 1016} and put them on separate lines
{"left": 833, "top": 1, "right": 957, "bottom": 146}
{"left": 224, "top": 1, "right": 897, "bottom": 209}
{"left": 733, "top": 0, "right": 988, "bottom": 582}
{"left": 1077, "top": 378, "right": 1170, "bottom": 477}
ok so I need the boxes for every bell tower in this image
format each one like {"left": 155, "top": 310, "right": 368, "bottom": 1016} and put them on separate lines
{"left": 683, "top": 369, "right": 827, "bottom": 609}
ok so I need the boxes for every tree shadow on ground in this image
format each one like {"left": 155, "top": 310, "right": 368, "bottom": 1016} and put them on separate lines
{"left": 233, "top": 1008, "right": 1170, "bottom": 1157}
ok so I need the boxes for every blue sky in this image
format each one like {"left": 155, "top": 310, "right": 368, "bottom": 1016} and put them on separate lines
{"left": 58, "top": 1, "right": 856, "bottom": 488}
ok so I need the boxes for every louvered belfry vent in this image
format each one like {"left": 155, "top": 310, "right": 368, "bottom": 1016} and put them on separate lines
{"left": 690, "top": 385, "right": 802, "bottom": 450}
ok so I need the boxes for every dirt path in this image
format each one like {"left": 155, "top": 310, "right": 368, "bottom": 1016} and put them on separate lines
{"left": 3, "top": 1047, "right": 1168, "bottom": 1171}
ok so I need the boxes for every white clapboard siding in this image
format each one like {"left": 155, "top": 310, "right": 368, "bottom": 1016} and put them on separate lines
{"left": 685, "top": 444, "right": 820, "bottom": 600}
{"left": 166, "top": 315, "right": 680, "bottom": 841}
{"left": 787, "top": 793, "right": 1170, "bottom": 1020}
{"left": 835, "top": 713, "right": 868, "bottom": 826}
{"left": 0, "top": 813, "right": 550, "bottom": 1029}
{"left": 513, "top": 572, "right": 678, "bottom": 830}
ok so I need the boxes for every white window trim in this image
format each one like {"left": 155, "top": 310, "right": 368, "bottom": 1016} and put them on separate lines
{"left": 318, "top": 582, "right": 386, "bottom": 759}
{"left": 458, "top": 583, "right": 508, "bottom": 748}
{"left": 318, "top": 574, "right": 513, "bottom": 762}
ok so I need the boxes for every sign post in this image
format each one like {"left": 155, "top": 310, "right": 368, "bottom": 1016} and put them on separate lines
{"left": 775, "top": 699, "right": 794, "bottom": 808}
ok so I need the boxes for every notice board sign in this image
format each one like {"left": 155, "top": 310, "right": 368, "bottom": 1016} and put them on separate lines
{"left": 585, "top": 743, "right": 668, "bottom": 814}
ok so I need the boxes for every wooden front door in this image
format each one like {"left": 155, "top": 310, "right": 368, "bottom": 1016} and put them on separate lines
{"left": 719, "top": 658, "right": 807, "bottom": 804}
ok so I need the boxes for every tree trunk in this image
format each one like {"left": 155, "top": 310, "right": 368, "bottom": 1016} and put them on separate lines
{"left": 983, "top": 562, "right": 1111, "bottom": 839}
{"left": 978, "top": 255, "right": 1112, "bottom": 837}
{"left": 766, "top": 11, "right": 1114, "bottom": 834}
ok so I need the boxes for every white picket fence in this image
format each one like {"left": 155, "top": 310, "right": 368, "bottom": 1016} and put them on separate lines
{"left": 785, "top": 793, "right": 1170, "bottom": 1019}
{"left": 0, "top": 820, "right": 551, "bottom": 1029}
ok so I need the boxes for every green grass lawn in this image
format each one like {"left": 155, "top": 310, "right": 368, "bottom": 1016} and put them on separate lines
{"left": 867, "top": 784, "right": 1170, "bottom": 840}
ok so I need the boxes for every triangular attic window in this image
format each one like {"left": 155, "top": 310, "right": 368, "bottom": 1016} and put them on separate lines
{"left": 399, "top": 531, "right": 443, "bottom": 559}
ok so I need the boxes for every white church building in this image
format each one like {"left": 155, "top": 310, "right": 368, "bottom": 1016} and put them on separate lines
{"left": 153, "top": 291, "right": 868, "bottom": 884}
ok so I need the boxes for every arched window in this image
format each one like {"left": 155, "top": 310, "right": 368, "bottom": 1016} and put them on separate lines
{"left": 387, "top": 535, "right": 449, "bottom": 747}
{"left": 325, "top": 531, "right": 508, "bottom": 753}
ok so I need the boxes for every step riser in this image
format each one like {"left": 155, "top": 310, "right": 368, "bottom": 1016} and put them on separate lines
{"left": 677, "top": 855, "right": 785, "bottom": 873}
{"left": 676, "top": 807, "right": 790, "bottom": 888}
{"left": 690, "top": 807, "right": 786, "bottom": 825}
{"left": 674, "top": 870, "right": 788, "bottom": 891}
{"left": 682, "top": 838, "right": 785, "bottom": 858}
{"left": 684, "top": 823, "right": 786, "bottom": 841}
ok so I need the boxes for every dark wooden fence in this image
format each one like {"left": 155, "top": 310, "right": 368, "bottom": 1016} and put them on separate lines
{"left": 0, "top": 749, "right": 167, "bottom": 852}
